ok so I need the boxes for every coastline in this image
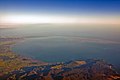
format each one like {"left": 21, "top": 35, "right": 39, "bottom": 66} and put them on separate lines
{"left": 0, "top": 37, "right": 120, "bottom": 80}
{"left": 0, "top": 37, "right": 47, "bottom": 76}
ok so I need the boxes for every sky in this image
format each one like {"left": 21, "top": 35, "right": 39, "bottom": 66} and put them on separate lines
{"left": 0, "top": 0, "right": 120, "bottom": 25}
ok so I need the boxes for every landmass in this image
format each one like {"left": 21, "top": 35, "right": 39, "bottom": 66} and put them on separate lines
{"left": 0, "top": 37, "right": 120, "bottom": 80}
{"left": 0, "top": 37, "right": 47, "bottom": 77}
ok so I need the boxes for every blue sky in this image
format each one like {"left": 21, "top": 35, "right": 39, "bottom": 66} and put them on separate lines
{"left": 0, "top": 0, "right": 120, "bottom": 25}
{"left": 0, "top": 0, "right": 120, "bottom": 15}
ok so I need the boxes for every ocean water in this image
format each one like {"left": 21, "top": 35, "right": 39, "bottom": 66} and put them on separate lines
{"left": 12, "top": 36, "right": 120, "bottom": 66}
{"left": 1, "top": 25, "right": 120, "bottom": 66}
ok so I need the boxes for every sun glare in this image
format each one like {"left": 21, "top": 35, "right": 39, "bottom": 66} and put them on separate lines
{"left": 0, "top": 14, "right": 120, "bottom": 25}
{"left": 0, "top": 15, "right": 78, "bottom": 24}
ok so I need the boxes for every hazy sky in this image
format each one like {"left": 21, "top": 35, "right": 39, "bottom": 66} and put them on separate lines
{"left": 0, "top": 0, "right": 120, "bottom": 25}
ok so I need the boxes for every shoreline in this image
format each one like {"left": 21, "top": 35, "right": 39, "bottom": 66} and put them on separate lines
{"left": 0, "top": 37, "right": 120, "bottom": 80}
{"left": 0, "top": 37, "right": 47, "bottom": 76}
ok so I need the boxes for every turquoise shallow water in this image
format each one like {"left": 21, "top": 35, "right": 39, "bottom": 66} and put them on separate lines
{"left": 12, "top": 36, "right": 120, "bottom": 66}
